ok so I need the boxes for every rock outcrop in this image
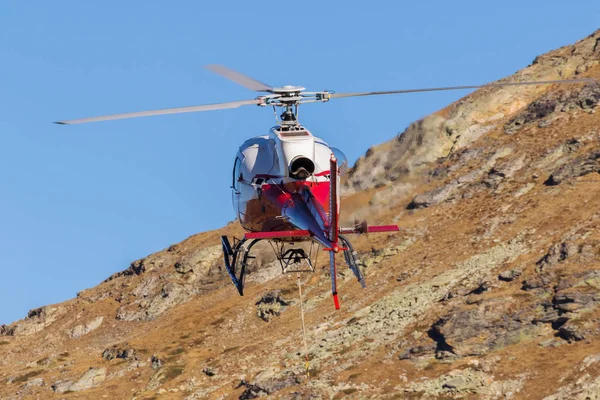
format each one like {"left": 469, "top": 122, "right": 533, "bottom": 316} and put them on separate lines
{"left": 52, "top": 368, "right": 106, "bottom": 394}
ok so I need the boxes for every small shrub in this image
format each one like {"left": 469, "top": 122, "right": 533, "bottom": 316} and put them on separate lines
{"left": 169, "top": 347, "right": 185, "bottom": 356}
{"left": 164, "top": 366, "right": 184, "bottom": 381}
{"left": 223, "top": 346, "right": 240, "bottom": 354}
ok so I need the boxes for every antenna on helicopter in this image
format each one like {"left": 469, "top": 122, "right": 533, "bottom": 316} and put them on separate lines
{"left": 54, "top": 64, "right": 597, "bottom": 126}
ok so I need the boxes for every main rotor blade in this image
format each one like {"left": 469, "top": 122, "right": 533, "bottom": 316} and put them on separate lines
{"left": 330, "top": 78, "right": 597, "bottom": 99}
{"left": 205, "top": 64, "right": 273, "bottom": 92}
{"left": 54, "top": 99, "right": 261, "bottom": 125}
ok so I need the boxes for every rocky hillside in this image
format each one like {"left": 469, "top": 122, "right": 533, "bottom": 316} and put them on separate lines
{"left": 1, "top": 30, "right": 600, "bottom": 400}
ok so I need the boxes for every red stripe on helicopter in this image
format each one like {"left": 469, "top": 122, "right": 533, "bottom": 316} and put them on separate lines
{"left": 261, "top": 181, "right": 331, "bottom": 210}
{"left": 245, "top": 230, "right": 312, "bottom": 239}
{"left": 304, "top": 181, "right": 330, "bottom": 208}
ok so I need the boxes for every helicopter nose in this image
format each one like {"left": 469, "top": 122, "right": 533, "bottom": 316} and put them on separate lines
{"left": 289, "top": 157, "right": 315, "bottom": 180}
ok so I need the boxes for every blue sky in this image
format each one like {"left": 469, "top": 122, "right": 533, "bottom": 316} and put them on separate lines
{"left": 0, "top": 1, "right": 598, "bottom": 324}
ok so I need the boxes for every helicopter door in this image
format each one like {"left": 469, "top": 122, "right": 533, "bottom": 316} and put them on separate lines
{"left": 232, "top": 157, "right": 242, "bottom": 219}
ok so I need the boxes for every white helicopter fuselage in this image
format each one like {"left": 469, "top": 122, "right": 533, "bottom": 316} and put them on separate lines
{"left": 232, "top": 126, "right": 343, "bottom": 237}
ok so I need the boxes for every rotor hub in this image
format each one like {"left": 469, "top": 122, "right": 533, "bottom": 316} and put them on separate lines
{"left": 271, "top": 85, "right": 306, "bottom": 94}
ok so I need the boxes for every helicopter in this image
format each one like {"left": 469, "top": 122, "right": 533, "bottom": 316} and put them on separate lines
{"left": 55, "top": 65, "right": 595, "bottom": 309}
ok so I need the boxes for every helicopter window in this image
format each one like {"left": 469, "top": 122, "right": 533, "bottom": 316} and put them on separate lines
{"left": 232, "top": 157, "right": 242, "bottom": 190}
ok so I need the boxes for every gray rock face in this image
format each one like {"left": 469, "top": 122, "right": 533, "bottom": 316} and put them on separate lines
{"left": 237, "top": 380, "right": 270, "bottom": 399}
{"left": 558, "top": 322, "right": 587, "bottom": 342}
{"left": 23, "top": 377, "right": 44, "bottom": 388}
{"left": 69, "top": 316, "right": 103, "bottom": 338}
{"left": 0, "top": 324, "right": 14, "bottom": 336}
{"left": 105, "top": 259, "right": 148, "bottom": 282}
{"left": 536, "top": 241, "right": 580, "bottom": 269}
{"left": 105, "top": 248, "right": 179, "bottom": 282}
{"left": 255, "top": 291, "right": 291, "bottom": 322}
{"left": 407, "top": 183, "right": 460, "bottom": 209}
{"left": 545, "top": 353, "right": 600, "bottom": 399}
{"left": 498, "top": 269, "right": 522, "bottom": 282}
{"left": 504, "top": 83, "right": 600, "bottom": 134}
{"left": 536, "top": 240, "right": 599, "bottom": 270}
{"left": 345, "top": 114, "right": 452, "bottom": 194}
{"left": 401, "top": 235, "right": 600, "bottom": 361}
{"left": 151, "top": 355, "right": 163, "bottom": 370}
{"left": 504, "top": 96, "right": 558, "bottom": 134}
{"left": 111, "top": 244, "right": 222, "bottom": 321}
{"left": 237, "top": 374, "right": 299, "bottom": 400}
{"left": 174, "top": 245, "right": 221, "bottom": 275}
{"left": 406, "top": 147, "right": 520, "bottom": 209}
{"left": 51, "top": 380, "right": 73, "bottom": 394}
{"left": 402, "top": 367, "right": 525, "bottom": 398}
{"left": 545, "top": 151, "right": 600, "bottom": 185}
{"left": 68, "top": 367, "right": 107, "bottom": 392}
{"left": 2, "top": 305, "right": 66, "bottom": 337}
{"left": 102, "top": 345, "right": 137, "bottom": 361}
{"left": 52, "top": 367, "right": 106, "bottom": 393}
{"left": 429, "top": 298, "right": 541, "bottom": 357}
{"left": 116, "top": 282, "right": 195, "bottom": 321}
{"left": 521, "top": 238, "right": 600, "bottom": 341}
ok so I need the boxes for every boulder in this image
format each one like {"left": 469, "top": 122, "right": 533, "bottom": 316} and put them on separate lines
{"left": 256, "top": 291, "right": 292, "bottom": 322}
{"left": 429, "top": 298, "right": 540, "bottom": 356}
{"left": 70, "top": 316, "right": 103, "bottom": 338}
{"left": 498, "top": 269, "right": 522, "bottom": 282}
{"left": 407, "top": 182, "right": 460, "bottom": 209}
{"left": 536, "top": 241, "right": 579, "bottom": 269}
{"left": 68, "top": 367, "right": 107, "bottom": 392}
{"left": 52, "top": 368, "right": 107, "bottom": 393}
{"left": 102, "top": 345, "right": 137, "bottom": 361}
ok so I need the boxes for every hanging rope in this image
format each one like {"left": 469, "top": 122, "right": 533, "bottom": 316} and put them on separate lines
{"left": 297, "top": 273, "right": 310, "bottom": 377}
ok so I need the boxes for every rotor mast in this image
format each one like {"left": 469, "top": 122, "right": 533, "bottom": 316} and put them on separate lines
{"left": 256, "top": 85, "right": 331, "bottom": 127}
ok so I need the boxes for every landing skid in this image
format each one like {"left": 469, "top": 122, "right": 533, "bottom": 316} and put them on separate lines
{"left": 339, "top": 234, "right": 366, "bottom": 289}
{"left": 221, "top": 234, "right": 366, "bottom": 297}
{"left": 221, "top": 236, "right": 261, "bottom": 296}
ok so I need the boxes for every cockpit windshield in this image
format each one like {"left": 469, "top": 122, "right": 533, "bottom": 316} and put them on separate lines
{"left": 331, "top": 147, "right": 348, "bottom": 176}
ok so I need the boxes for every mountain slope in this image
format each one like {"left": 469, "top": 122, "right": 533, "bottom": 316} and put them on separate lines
{"left": 1, "top": 29, "right": 600, "bottom": 400}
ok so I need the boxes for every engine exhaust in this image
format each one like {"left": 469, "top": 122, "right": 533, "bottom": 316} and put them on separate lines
{"left": 289, "top": 156, "right": 315, "bottom": 179}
